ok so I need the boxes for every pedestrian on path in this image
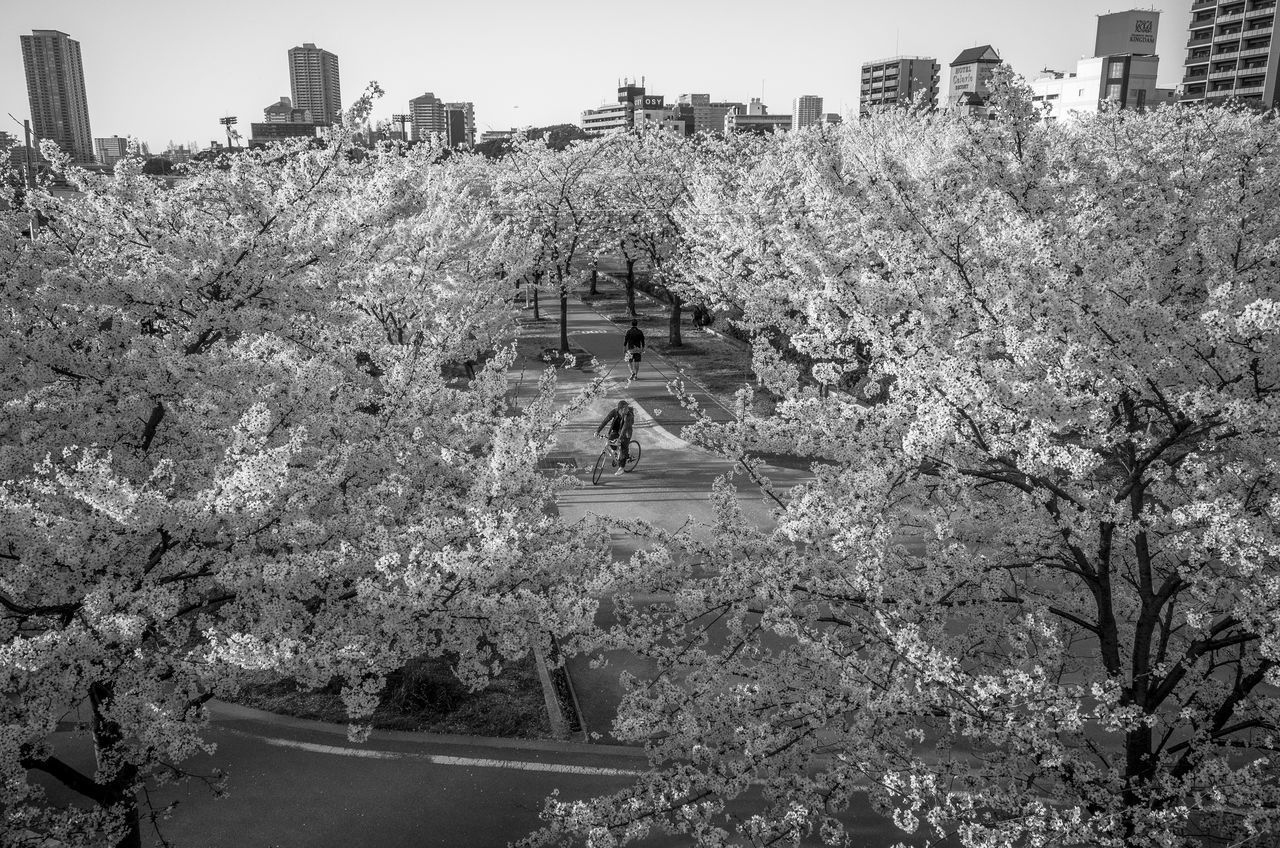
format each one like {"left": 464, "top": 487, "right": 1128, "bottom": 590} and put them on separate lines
{"left": 623, "top": 320, "right": 646, "bottom": 380}
{"left": 595, "top": 400, "right": 634, "bottom": 475}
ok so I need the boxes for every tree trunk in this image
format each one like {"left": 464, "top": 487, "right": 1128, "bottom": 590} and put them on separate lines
{"left": 589, "top": 267, "right": 598, "bottom": 295}
{"left": 559, "top": 274, "right": 570, "bottom": 353}
{"left": 532, "top": 286, "right": 540, "bottom": 321}
{"left": 624, "top": 259, "right": 637, "bottom": 318}
{"left": 668, "top": 292, "right": 683, "bottom": 347}
{"left": 1122, "top": 724, "right": 1155, "bottom": 845}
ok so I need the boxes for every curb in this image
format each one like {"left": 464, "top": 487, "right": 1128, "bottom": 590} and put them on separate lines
{"left": 208, "top": 699, "right": 646, "bottom": 759}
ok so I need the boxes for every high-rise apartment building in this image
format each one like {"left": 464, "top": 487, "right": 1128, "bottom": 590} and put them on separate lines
{"left": 1181, "top": 0, "right": 1279, "bottom": 108}
{"left": 948, "top": 45, "right": 1002, "bottom": 113}
{"left": 20, "top": 30, "right": 94, "bottom": 163}
{"left": 94, "top": 135, "right": 129, "bottom": 165}
{"left": 445, "top": 102, "right": 475, "bottom": 147}
{"left": 792, "top": 95, "right": 824, "bottom": 129}
{"left": 288, "top": 43, "right": 341, "bottom": 126}
{"left": 860, "top": 56, "right": 941, "bottom": 114}
{"left": 410, "top": 92, "right": 448, "bottom": 141}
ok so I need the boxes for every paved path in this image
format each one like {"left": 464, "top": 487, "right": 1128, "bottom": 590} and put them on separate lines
{"left": 514, "top": 287, "right": 810, "bottom": 745}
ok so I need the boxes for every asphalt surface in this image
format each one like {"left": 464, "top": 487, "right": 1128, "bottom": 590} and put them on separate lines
{"left": 522, "top": 289, "right": 811, "bottom": 745}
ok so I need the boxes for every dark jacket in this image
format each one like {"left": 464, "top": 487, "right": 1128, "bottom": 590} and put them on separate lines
{"left": 623, "top": 327, "right": 645, "bottom": 350}
{"left": 596, "top": 406, "right": 634, "bottom": 438}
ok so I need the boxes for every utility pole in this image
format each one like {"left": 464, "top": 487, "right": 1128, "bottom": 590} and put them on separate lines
{"left": 218, "top": 115, "right": 238, "bottom": 150}
{"left": 22, "top": 119, "right": 37, "bottom": 238}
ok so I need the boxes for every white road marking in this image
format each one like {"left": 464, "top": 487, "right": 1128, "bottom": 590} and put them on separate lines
{"left": 257, "top": 736, "right": 642, "bottom": 776}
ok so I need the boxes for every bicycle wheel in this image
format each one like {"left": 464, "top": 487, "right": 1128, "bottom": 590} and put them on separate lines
{"left": 623, "top": 440, "right": 641, "bottom": 473}
{"left": 591, "top": 449, "right": 608, "bottom": 485}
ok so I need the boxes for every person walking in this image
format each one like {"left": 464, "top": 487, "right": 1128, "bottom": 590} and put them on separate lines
{"left": 595, "top": 400, "right": 635, "bottom": 476}
{"left": 623, "top": 320, "right": 646, "bottom": 380}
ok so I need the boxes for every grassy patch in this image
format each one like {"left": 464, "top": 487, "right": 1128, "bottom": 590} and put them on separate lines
{"left": 233, "top": 654, "right": 552, "bottom": 738}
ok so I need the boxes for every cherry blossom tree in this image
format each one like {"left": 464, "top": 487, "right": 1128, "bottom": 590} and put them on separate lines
{"left": 534, "top": 84, "right": 1280, "bottom": 848}
{"left": 493, "top": 134, "right": 613, "bottom": 353}
{"left": 0, "top": 93, "right": 607, "bottom": 847}
{"left": 597, "top": 127, "right": 702, "bottom": 346}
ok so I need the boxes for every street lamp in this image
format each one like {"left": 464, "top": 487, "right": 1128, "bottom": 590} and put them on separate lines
{"left": 391, "top": 113, "right": 409, "bottom": 142}
{"left": 218, "top": 115, "right": 238, "bottom": 150}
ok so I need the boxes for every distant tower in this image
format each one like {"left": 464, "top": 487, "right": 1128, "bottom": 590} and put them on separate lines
{"left": 20, "top": 29, "right": 94, "bottom": 163}
{"left": 288, "top": 43, "right": 342, "bottom": 126}
{"left": 409, "top": 92, "right": 448, "bottom": 141}
{"left": 792, "top": 95, "right": 823, "bottom": 129}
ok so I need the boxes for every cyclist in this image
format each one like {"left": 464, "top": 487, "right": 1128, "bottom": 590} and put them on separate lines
{"left": 595, "top": 400, "right": 634, "bottom": 476}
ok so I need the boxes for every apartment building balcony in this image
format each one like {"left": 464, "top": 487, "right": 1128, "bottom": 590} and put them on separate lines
{"left": 1246, "top": 5, "right": 1276, "bottom": 17}
{"left": 1243, "top": 24, "right": 1273, "bottom": 36}
{"left": 1235, "top": 83, "right": 1266, "bottom": 93}
{"left": 1208, "top": 67, "right": 1240, "bottom": 77}
{"left": 1214, "top": 28, "right": 1244, "bottom": 41}
{"left": 1191, "top": 0, "right": 1216, "bottom": 8}
{"left": 1237, "top": 44, "right": 1272, "bottom": 55}
{"left": 1188, "top": 32, "right": 1214, "bottom": 47}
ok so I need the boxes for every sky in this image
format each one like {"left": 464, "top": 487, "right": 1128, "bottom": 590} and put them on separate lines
{"left": 3, "top": 0, "right": 1189, "bottom": 152}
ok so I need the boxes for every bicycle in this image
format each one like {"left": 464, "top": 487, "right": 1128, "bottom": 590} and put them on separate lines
{"left": 591, "top": 435, "right": 641, "bottom": 484}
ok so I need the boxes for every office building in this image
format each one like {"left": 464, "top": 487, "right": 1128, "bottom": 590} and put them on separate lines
{"left": 164, "top": 144, "right": 194, "bottom": 164}
{"left": 860, "top": 56, "right": 941, "bottom": 114}
{"left": 582, "top": 78, "right": 658, "bottom": 135}
{"left": 20, "top": 30, "right": 94, "bottom": 163}
{"left": 792, "top": 95, "right": 824, "bottom": 129}
{"left": 676, "top": 93, "right": 746, "bottom": 135}
{"left": 248, "top": 123, "right": 318, "bottom": 148}
{"left": 1181, "top": 0, "right": 1279, "bottom": 108}
{"left": 632, "top": 94, "right": 685, "bottom": 134}
{"left": 289, "top": 43, "right": 341, "bottom": 126}
{"left": 445, "top": 102, "right": 475, "bottom": 147}
{"left": 251, "top": 94, "right": 319, "bottom": 147}
{"left": 1030, "top": 10, "right": 1174, "bottom": 120}
{"left": 725, "top": 101, "right": 791, "bottom": 133}
{"left": 263, "top": 96, "right": 311, "bottom": 123}
{"left": 409, "top": 92, "right": 448, "bottom": 141}
{"left": 94, "top": 135, "right": 129, "bottom": 165}
{"left": 948, "top": 45, "right": 1002, "bottom": 113}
